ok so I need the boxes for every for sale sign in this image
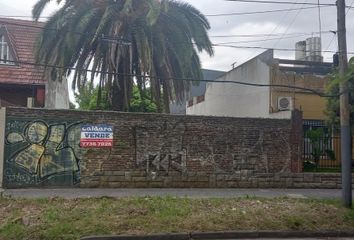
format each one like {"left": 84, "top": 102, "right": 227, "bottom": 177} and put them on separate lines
{"left": 80, "top": 125, "right": 114, "bottom": 148}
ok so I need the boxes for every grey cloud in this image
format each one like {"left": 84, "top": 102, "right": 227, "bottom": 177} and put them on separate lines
{"left": 1, "top": 0, "right": 353, "bottom": 69}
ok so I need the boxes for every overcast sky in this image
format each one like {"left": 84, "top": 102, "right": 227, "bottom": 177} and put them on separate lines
{"left": 2, "top": 0, "right": 353, "bottom": 71}
{"left": 3, "top": 0, "right": 351, "bottom": 102}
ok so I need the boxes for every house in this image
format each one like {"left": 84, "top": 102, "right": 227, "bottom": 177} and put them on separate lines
{"left": 170, "top": 69, "right": 225, "bottom": 115}
{"left": 186, "top": 49, "right": 346, "bottom": 168}
{"left": 186, "top": 49, "right": 332, "bottom": 121}
{"left": 0, "top": 17, "right": 69, "bottom": 109}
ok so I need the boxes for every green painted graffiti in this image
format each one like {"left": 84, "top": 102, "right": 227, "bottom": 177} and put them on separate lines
{"left": 4, "top": 119, "right": 85, "bottom": 187}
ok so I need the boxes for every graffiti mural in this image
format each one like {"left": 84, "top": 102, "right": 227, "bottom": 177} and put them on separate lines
{"left": 192, "top": 130, "right": 291, "bottom": 175}
{"left": 4, "top": 119, "right": 84, "bottom": 187}
{"left": 135, "top": 121, "right": 291, "bottom": 177}
{"left": 135, "top": 121, "right": 187, "bottom": 176}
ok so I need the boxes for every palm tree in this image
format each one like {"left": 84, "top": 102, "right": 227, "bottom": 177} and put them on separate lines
{"left": 33, "top": 0, "right": 213, "bottom": 112}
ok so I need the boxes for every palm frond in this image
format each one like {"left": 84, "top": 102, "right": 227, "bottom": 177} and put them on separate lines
{"left": 34, "top": 0, "right": 214, "bottom": 112}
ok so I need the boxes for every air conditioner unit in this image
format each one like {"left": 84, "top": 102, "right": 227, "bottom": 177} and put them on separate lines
{"left": 277, "top": 97, "right": 292, "bottom": 111}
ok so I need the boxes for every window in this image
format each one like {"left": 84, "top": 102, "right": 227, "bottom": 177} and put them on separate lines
{"left": 0, "top": 35, "right": 14, "bottom": 65}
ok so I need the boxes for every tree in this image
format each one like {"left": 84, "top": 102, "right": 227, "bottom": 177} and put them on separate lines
{"left": 74, "top": 83, "right": 112, "bottom": 111}
{"left": 32, "top": 0, "right": 213, "bottom": 113}
{"left": 74, "top": 82, "right": 157, "bottom": 112}
{"left": 325, "top": 58, "right": 354, "bottom": 129}
{"left": 129, "top": 86, "right": 157, "bottom": 113}
{"left": 306, "top": 128, "right": 334, "bottom": 168}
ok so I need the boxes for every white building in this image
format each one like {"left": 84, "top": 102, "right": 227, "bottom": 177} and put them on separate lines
{"left": 186, "top": 49, "right": 332, "bottom": 120}
{"left": 187, "top": 50, "right": 291, "bottom": 119}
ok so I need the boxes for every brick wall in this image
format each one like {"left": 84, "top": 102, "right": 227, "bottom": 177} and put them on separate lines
{"left": 3, "top": 107, "right": 305, "bottom": 188}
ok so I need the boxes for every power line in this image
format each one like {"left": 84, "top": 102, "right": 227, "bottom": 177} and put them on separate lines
{"left": 214, "top": 33, "right": 313, "bottom": 44}
{"left": 0, "top": 58, "right": 343, "bottom": 98}
{"left": 0, "top": 19, "right": 348, "bottom": 52}
{"left": 1, "top": 18, "right": 308, "bottom": 47}
{"left": 241, "top": 0, "right": 303, "bottom": 64}
{"left": 226, "top": 0, "right": 336, "bottom": 6}
{"left": 163, "top": 40, "right": 347, "bottom": 53}
{"left": 212, "top": 43, "right": 354, "bottom": 54}
{"left": 317, "top": 0, "right": 323, "bottom": 46}
{"left": 0, "top": 20, "right": 130, "bottom": 43}
{"left": 0, "top": 18, "right": 337, "bottom": 44}
{"left": 203, "top": 5, "right": 333, "bottom": 16}
{"left": 0, "top": 20, "right": 348, "bottom": 53}
{"left": 273, "top": 0, "right": 308, "bottom": 47}
{"left": 210, "top": 30, "right": 334, "bottom": 38}
{"left": 0, "top": 15, "right": 50, "bottom": 19}
{"left": 325, "top": 0, "right": 354, "bottom": 51}
{"left": 0, "top": 18, "right": 336, "bottom": 39}
{"left": 206, "top": 5, "right": 332, "bottom": 16}
{"left": 0, "top": 5, "right": 333, "bottom": 19}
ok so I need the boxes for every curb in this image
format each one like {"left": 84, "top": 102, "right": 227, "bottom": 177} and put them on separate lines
{"left": 192, "top": 231, "right": 354, "bottom": 239}
{"left": 81, "top": 233, "right": 190, "bottom": 240}
{"left": 81, "top": 231, "right": 354, "bottom": 240}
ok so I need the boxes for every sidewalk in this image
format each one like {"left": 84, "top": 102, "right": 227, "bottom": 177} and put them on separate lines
{"left": 81, "top": 230, "right": 354, "bottom": 240}
{"left": 2, "top": 188, "right": 351, "bottom": 199}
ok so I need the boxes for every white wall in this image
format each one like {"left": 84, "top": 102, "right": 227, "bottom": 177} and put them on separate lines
{"left": 45, "top": 77, "right": 70, "bottom": 109}
{"left": 187, "top": 51, "right": 291, "bottom": 119}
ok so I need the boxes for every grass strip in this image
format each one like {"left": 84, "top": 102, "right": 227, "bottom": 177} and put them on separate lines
{"left": 0, "top": 196, "right": 353, "bottom": 240}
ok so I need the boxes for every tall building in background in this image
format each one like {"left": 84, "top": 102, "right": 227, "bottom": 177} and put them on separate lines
{"left": 295, "top": 40, "right": 307, "bottom": 61}
{"left": 295, "top": 37, "right": 323, "bottom": 62}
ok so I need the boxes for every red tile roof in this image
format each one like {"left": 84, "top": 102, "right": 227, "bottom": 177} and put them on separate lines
{"left": 0, "top": 18, "right": 46, "bottom": 86}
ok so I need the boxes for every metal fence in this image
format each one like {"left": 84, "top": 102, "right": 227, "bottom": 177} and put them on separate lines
{"left": 303, "top": 134, "right": 354, "bottom": 169}
{"left": 303, "top": 120, "right": 340, "bottom": 169}
{"left": 302, "top": 119, "right": 354, "bottom": 170}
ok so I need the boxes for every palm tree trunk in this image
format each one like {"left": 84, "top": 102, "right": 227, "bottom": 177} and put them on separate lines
{"left": 159, "top": 65, "right": 172, "bottom": 113}
{"left": 162, "top": 79, "right": 170, "bottom": 114}
{"left": 151, "top": 64, "right": 162, "bottom": 113}
{"left": 111, "top": 78, "right": 125, "bottom": 111}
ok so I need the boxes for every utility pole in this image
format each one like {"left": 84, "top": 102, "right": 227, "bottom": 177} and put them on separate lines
{"left": 337, "top": 0, "right": 352, "bottom": 208}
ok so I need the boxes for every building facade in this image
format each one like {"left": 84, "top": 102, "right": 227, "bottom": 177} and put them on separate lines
{"left": 186, "top": 50, "right": 343, "bottom": 168}
{"left": 186, "top": 50, "right": 331, "bottom": 122}
{"left": 0, "top": 18, "right": 69, "bottom": 109}
{"left": 170, "top": 69, "right": 225, "bottom": 115}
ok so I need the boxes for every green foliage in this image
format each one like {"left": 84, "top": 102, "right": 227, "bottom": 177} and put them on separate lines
{"left": 130, "top": 86, "right": 157, "bottom": 113}
{"left": 303, "top": 167, "right": 354, "bottom": 173}
{"left": 325, "top": 57, "right": 354, "bottom": 128}
{"left": 307, "top": 128, "right": 327, "bottom": 166}
{"left": 75, "top": 82, "right": 157, "bottom": 112}
{"left": 74, "top": 83, "right": 111, "bottom": 110}
{"left": 0, "top": 222, "right": 26, "bottom": 239}
{"left": 306, "top": 128, "right": 335, "bottom": 168}
{"left": 1, "top": 197, "right": 354, "bottom": 239}
{"left": 345, "top": 207, "right": 354, "bottom": 221}
{"left": 303, "top": 160, "right": 316, "bottom": 172}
